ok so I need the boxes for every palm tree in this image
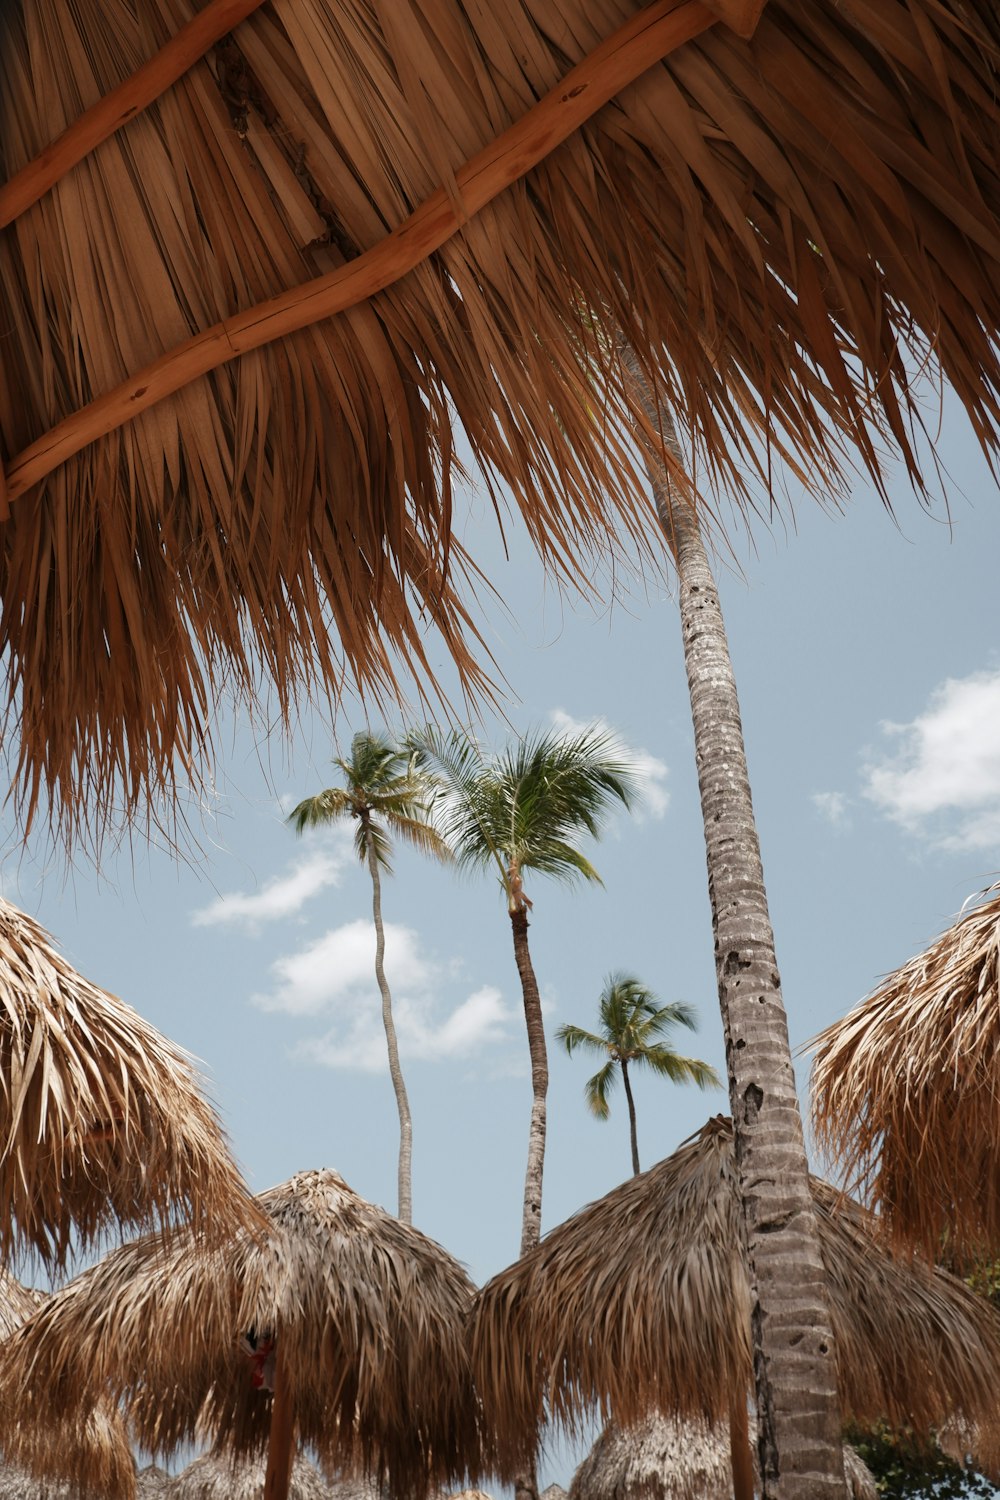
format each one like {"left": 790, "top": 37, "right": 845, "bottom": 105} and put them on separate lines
{"left": 289, "top": 731, "right": 449, "bottom": 1225}
{"left": 409, "top": 726, "right": 637, "bottom": 1256}
{"left": 616, "top": 342, "right": 849, "bottom": 1496}
{"left": 557, "top": 972, "right": 719, "bottom": 1175}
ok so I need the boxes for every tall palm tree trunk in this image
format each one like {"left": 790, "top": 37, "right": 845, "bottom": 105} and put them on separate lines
{"left": 620, "top": 1057, "right": 641, "bottom": 1176}
{"left": 622, "top": 346, "right": 845, "bottom": 1498}
{"left": 365, "top": 826, "right": 413, "bottom": 1224}
{"left": 510, "top": 903, "right": 548, "bottom": 1258}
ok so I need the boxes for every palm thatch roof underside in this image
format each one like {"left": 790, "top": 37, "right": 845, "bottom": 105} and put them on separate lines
{"left": 567, "top": 1412, "right": 878, "bottom": 1500}
{"left": 0, "top": 898, "right": 259, "bottom": 1267}
{"left": 469, "top": 1116, "right": 1000, "bottom": 1480}
{"left": 810, "top": 883, "right": 1000, "bottom": 1258}
{"left": 0, "top": 1169, "right": 482, "bottom": 1500}
{"left": 1, "top": 1, "right": 1000, "bottom": 844}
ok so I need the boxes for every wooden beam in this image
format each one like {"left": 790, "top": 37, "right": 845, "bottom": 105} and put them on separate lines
{"left": 0, "top": 0, "right": 269, "bottom": 229}
{"left": 729, "top": 1393, "right": 756, "bottom": 1500}
{"left": 2, "top": 0, "right": 723, "bottom": 506}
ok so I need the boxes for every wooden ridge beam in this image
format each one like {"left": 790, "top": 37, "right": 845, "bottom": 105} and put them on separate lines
{"left": 1, "top": 0, "right": 766, "bottom": 504}
{"left": 0, "top": 0, "right": 269, "bottom": 229}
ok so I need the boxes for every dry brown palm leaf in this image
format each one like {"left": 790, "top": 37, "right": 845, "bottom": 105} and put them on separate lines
{"left": 0, "top": 897, "right": 259, "bottom": 1267}
{"left": 0, "top": 1169, "right": 482, "bottom": 1500}
{"left": 810, "top": 883, "right": 1000, "bottom": 1258}
{"left": 568, "top": 1412, "right": 878, "bottom": 1500}
{"left": 170, "top": 1449, "right": 334, "bottom": 1500}
{"left": 0, "top": 1270, "right": 136, "bottom": 1500}
{"left": 469, "top": 1116, "right": 1000, "bottom": 1479}
{"left": 2, "top": 0, "right": 1000, "bottom": 844}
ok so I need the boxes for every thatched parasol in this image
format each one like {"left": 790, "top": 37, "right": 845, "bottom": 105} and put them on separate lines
{"left": 2, "top": 2, "right": 1000, "bottom": 843}
{"left": 0, "top": 1169, "right": 482, "bottom": 1500}
{"left": 0, "top": 897, "right": 259, "bottom": 1267}
{"left": 170, "top": 1450, "right": 334, "bottom": 1500}
{"left": 810, "top": 883, "right": 1000, "bottom": 1258}
{"left": 469, "top": 1117, "right": 1000, "bottom": 1489}
{"left": 567, "top": 1412, "right": 878, "bottom": 1500}
{"left": 0, "top": 1269, "right": 137, "bottom": 1500}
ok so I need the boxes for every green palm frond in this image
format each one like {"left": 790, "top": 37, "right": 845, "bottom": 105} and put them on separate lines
{"left": 408, "top": 723, "right": 635, "bottom": 901}
{"left": 562, "top": 972, "right": 719, "bottom": 1122}
{"left": 290, "top": 730, "right": 445, "bottom": 876}
{"left": 584, "top": 1059, "right": 618, "bottom": 1121}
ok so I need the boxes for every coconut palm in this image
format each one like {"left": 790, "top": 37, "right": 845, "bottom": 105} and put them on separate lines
{"left": 469, "top": 1116, "right": 1000, "bottom": 1500}
{"left": 809, "top": 881, "right": 1000, "bottom": 1259}
{"left": 557, "top": 973, "right": 719, "bottom": 1174}
{"left": 0, "top": 896, "right": 259, "bottom": 1267}
{"left": 607, "top": 344, "right": 849, "bottom": 1491}
{"left": 0, "top": 1168, "right": 483, "bottom": 1500}
{"left": 289, "top": 732, "right": 449, "bottom": 1224}
{"left": 408, "top": 726, "right": 636, "bottom": 1255}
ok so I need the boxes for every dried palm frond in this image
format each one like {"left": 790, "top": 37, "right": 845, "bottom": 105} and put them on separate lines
{"left": 170, "top": 1450, "right": 334, "bottom": 1500}
{"left": 0, "top": 897, "right": 259, "bottom": 1267}
{"left": 0, "top": 1271, "right": 136, "bottom": 1500}
{"left": 810, "top": 884, "right": 1000, "bottom": 1258}
{"left": 469, "top": 1117, "right": 1000, "bottom": 1478}
{"left": 2, "top": 0, "right": 1000, "bottom": 843}
{"left": 0, "top": 1169, "right": 482, "bottom": 1500}
{"left": 568, "top": 1412, "right": 878, "bottom": 1500}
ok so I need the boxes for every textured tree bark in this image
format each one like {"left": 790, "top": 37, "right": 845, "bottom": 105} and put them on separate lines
{"left": 622, "top": 346, "right": 846, "bottom": 1497}
{"left": 621, "top": 1057, "right": 641, "bottom": 1175}
{"left": 366, "top": 825, "right": 413, "bottom": 1225}
{"left": 510, "top": 903, "right": 548, "bottom": 1258}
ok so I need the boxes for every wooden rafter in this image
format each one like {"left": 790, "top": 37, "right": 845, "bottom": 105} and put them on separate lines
{"left": 0, "top": 0, "right": 269, "bottom": 228}
{"left": 0, "top": 0, "right": 768, "bottom": 508}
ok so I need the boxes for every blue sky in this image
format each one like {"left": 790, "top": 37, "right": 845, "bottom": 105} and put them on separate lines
{"left": 2, "top": 393, "right": 998, "bottom": 1485}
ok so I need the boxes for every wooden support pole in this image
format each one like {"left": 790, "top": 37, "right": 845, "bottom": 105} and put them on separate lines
{"left": 263, "top": 1343, "right": 296, "bottom": 1500}
{"left": 2, "top": 0, "right": 724, "bottom": 506}
{"left": 0, "top": 0, "right": 268, "bottom": 229}
{"left": 730, "top": 1393, "right": 756, "bottom": 1500}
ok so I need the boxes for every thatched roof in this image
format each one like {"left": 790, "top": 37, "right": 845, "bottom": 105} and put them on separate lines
{"left": 0, "top": 1273, "right": 136, "bottom": 1500}
{"left": 469, "top": 1116, "right": 1000, "bottom": 1478}
{"left": 136, "top": 1470, "right": 172, "bottom": 1500}
{"left": 170, "top": 1451, "right": 332, "bottom": 1500}
{"left": 810, "top": 883, "right": 1000, "bottom": 1257}
{"left": 0, "top": 1169, "right": 481, "bottom": 1500}
{"left": 2, "top": 2, "right": 1000, "bottom": 843}
{"left": 0, "top": 897, "right": 259, "bottom": 1266}
{"left": 567, "top": 1413, "right": 877, "bottom": 1500}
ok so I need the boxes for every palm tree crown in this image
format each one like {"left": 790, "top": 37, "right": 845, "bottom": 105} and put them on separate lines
{"left": 408, "top": 725, "right": 637, "bottom": 910}
{"left": 289, "top": 732, "right": 449, "bottom": 872}
{"left": 558, "top": 972, "right": 719, "bottom": 1175}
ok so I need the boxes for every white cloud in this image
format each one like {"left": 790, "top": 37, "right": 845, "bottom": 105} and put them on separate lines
{"left": 191, "top": 836, "right": 352, "bottom": 929}
{"left": 255, "top": 914, "right": 518, "bottom": 1071}
{"left": 863, "top": 668, "right": 1000, "bottom": 852}
{"left": 252, "top": 918, "right": 430, "bottom": 1016}
{"left": 549, "top": 709, "right": 669, "bottom": 821}
{"left": 812, "top": 791, "right": 849, "bottom": 825}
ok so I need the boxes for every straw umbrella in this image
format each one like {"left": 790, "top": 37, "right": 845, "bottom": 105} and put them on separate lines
{"left": 1, "top": 1, "right": 999, "bottom": 848}
{"left": 0, "top": 1269, "right": 137, "bottom": 1500}
{"left": 169, "top": 1451, "right": 335, "bottom": 1500}
{"left": 568, "top": 1413, "right": 878, "bottom": 1500}
{"left": 0, "top": 897, "right": 258, "bottom": 1267}
{"left": 0, "top": 1168, "right": 483, "bottom": 1500}
{"left": 811, "top": 883, "right": 1000, "bottom": 1260}
{"left": 470, "top": 1116, "right": 1000, "bottom": 1495}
